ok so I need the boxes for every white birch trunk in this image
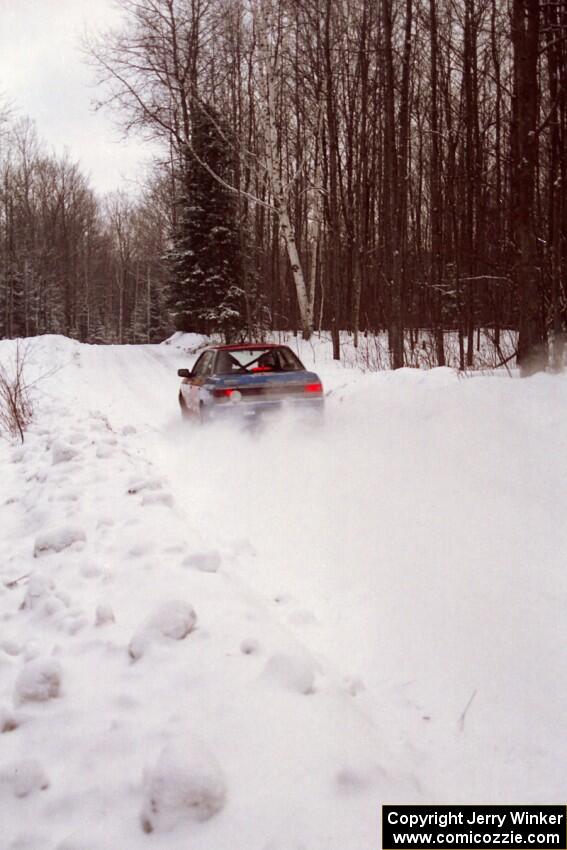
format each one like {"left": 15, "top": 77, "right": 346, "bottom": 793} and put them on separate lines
{"left": 147, "top": 266, "right": 151, "bottom": 344}
{"left": 307, "top": 143, "right": 323, "bottom": 332}
{"left": 256, "top": 3, "right": 312, "bottom": 339}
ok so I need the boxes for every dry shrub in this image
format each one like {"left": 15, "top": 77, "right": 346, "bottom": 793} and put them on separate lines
{"left": 0, "top": 342, "right": 33, "bottom": 443}
{"left": 343, "top": 329, "right": 517, "bottom": 372}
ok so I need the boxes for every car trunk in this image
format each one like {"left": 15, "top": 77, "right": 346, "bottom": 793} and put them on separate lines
{"left": 211, "top": 371, "right": 322, "bottom": 402}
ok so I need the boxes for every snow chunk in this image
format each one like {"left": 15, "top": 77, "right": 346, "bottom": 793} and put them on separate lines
{"left": 0, "top": 706, "right": 21, "bottom": 733}
{"left": 342, "top": 675, "right": 365, "bottom": 697}
{"left": 146, "top": 600, "right": 198, "bottom": 640}
{"left": 141, "top": 491, "right": 174, "bottom": 508}
{"left": 96, "top": 445, "right": 114, "bottom": 459}
{"left": 240, "top": 639, "right": 260, "bottom": 655}
{"left": 67, "top": 431, "right": 87, "bottom": 445}
{"left": 261, "top": 652, "right": 315, "bottom": 695}
{"left": 183, "top": 550, "right": 221, "bottom": 573}
{"left": 11, "top": 448, "right": 25, "bottom": 463}
{"left": 95, "top": 604, "right": 115, "bottom": 626}
{"left": 23, "top": 642, "right": 40, "bottom": 661}
{"left": 34, "top": 526, "right": 86, "bottom": 557}
{"left": 273, "top": 593, "right": 293, "bottom": 605}
{"left": 1, "top": 759, "right": 49, "bottom": 797}
{"left": 51, "top": 441, "right": 80, "bottom": 465}
{"left": 21, "top": 575, "right": 54, "bottom": 610}
{"left": 1, "top": 640, "right": 22, "bottom": 657}
{"left": 129, "top": 601, "right": 197, "bottom": 660}
{"left": 14, "top": 659, "right": 62, "bottom": 704}
{"left": 65, "top": 615, "right": 88, "bottom": 635}
{"left": 141, "top": 740, "right": 227, "bottom": 832}
{"left": 43, "top": 597, "right": 65, "bottom": 617}
{"left": 127, "top": 477, "right": 163, "bottom": 495}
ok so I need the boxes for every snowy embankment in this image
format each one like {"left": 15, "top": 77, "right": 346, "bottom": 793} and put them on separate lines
{"left": 0, "top": 333, "right": 566, "bottom": 850}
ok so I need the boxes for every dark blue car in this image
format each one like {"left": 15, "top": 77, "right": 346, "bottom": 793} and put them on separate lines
{"left": 177, "top": 343, "right": 324, "bottom": 424}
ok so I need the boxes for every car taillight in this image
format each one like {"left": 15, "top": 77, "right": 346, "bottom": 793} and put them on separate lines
{"left": 304, "top": 382, "right": 323, "bottom": 394}
{"left": 213, "top": 388, "right": 242, "bottom": 402}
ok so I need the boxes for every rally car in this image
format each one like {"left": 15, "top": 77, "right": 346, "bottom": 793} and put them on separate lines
{"left": 177, "top": 343, "right": 324, "bottom": 423}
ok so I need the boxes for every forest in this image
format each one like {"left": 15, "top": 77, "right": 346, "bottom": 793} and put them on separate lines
{"left": 0, "top": 0, "right": 565, "bottom": 372}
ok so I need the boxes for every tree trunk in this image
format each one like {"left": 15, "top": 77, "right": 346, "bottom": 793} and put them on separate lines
{"left": 511, "top": 0, "right": 546, "bottom": 374}
{"left": 256, "top": 5, "right": 313, "bottom": 340}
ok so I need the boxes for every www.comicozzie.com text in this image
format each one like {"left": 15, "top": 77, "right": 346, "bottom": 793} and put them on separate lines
{"left": 386, "top": 811, "right": 565, "bottom": 830}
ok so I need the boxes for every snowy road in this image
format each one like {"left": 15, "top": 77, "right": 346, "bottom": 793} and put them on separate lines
{"left": 128, "top": 336, "right": 567, "bottom": 802}
{"left": 1, "top": 334, "right": 566, "bottom": 849}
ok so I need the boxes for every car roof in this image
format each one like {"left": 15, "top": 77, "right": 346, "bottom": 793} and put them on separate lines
{"left": 206, "top": 343, "right": 287, "bottom": 351}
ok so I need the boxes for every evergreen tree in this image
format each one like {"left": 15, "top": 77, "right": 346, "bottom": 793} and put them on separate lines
{"left": 90, "top": 319, "right": 110, "bottom": 345}
{"left": 167, "top": 103, "right": 243, "bottom": 340}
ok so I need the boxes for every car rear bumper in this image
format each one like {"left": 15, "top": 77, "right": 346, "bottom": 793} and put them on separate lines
{"left": 206, "top": 397, "right": 324, "bottom": 423}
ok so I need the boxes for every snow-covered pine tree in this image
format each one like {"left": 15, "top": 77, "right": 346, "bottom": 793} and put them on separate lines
{"left": 89, "top": 319, "right": 110, "bottom": 345}
{"left": 167, "top": 103, "right": 243, "bottom": 341}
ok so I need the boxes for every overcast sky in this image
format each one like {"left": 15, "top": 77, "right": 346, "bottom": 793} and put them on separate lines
{"left": 0, "top": 0, "right": 158, "bottom": 195}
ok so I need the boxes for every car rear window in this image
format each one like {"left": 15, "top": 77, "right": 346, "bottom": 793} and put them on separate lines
{"left": 215, "top": 347, "right": 304, "bottom": 374}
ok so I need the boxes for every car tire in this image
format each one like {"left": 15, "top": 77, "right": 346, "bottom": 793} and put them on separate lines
{"left": 179, "top": 391, "right": 192, "bottom": 420}
{"left": 199, "top": 401, "right": 210, "bottom": 424}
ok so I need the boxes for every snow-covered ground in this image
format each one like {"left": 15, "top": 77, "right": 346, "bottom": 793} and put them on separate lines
{"left": 0, "top": 333, "right": 565, "bottom": 850}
